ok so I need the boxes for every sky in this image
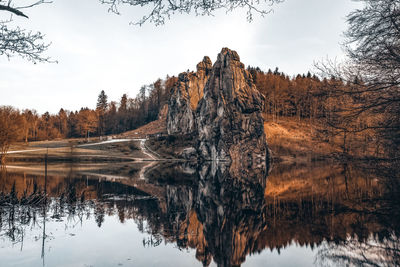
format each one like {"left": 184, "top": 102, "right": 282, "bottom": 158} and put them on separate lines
{"left": 0, "top": 0, "right": 361, "bottom": 114}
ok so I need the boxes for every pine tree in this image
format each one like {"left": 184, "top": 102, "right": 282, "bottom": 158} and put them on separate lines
{"left": 96, "top": 90, "right": 108, "bottom": 136}
{"left": 96, "top": 90, "right": 108, "bottom": 112}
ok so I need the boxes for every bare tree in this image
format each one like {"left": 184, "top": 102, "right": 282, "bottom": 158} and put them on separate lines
{"left": 316, "top": 0, "right": 400, "bottom": 158}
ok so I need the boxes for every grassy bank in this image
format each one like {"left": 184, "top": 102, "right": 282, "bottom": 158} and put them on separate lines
{"left": 264, "top": 117, "right": 339, "bottom": 163}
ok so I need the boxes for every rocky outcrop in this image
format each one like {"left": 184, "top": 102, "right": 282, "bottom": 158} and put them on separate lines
{"left": 196, "top": 48, "right": 268, "bottom": 167}
{"left": 167, "top": 56, "right": 212, "bottom": 135}
{"left": 167, "top": 48, "right": 269, "bottom": 167}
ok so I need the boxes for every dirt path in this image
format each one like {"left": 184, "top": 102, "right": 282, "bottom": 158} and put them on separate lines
{"left": 5, "top": 148, "right": 47, "bottom": 154}
{"left": 138, "top": 139, "right": 162, "bottom": 160}
{"left": 77, "top": 139, "right": 133, "bottom": 148}
{"left": 136, "top": 138, "right": 161, "bottom": 180}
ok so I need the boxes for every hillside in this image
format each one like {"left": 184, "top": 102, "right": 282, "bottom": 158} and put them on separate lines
{"left": 118, "top": 117, "right": 167, "bottom": 139}
{"left": 264, "top": 117, "right": 339, "bottom": 162}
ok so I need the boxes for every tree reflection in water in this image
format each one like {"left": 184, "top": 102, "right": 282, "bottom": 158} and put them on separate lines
{"left": 0, "top": 160, "right": 399, "bottom": 266}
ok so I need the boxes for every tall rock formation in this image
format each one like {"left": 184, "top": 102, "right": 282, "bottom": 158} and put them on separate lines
{"left": 167, "top": 56, "right": 212, "bottom": 135}
{"left": 167, "top": 48, "right": 269, "bottom": 167}
{"left": 196, "top": 48, "right": 268, "bottom": 167}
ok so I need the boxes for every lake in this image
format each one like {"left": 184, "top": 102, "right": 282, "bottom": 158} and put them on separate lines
{"left": 0, "top": 160, "right": 399, "bottom": 267}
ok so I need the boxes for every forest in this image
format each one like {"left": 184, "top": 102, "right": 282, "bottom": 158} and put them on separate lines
{"left": 0, "top": 76, "right": 176, "bottom": 140}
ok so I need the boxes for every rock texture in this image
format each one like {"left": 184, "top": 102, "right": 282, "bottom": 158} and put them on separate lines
{"left": 158, "top": 103, "right": 168, "bottom": 120}
{"left": 167, "top": 48, "right": 269, "bottom": 167}
{"left": 196, "top": 48, "right": 268, "bottom": 167}
{"left": 167, "top": 56, "right": 212, "bottom": 135}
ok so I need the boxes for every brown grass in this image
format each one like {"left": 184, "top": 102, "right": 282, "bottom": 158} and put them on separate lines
{"left": 264, "top": 117, "right": 339, "bottom": 162}
{"left": 119, "top": 118, "right": 167, "bottom": 139}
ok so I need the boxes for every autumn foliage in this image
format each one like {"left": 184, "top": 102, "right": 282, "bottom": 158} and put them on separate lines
{"left": 0, "top": 65, "right": 396, "bottom": 160}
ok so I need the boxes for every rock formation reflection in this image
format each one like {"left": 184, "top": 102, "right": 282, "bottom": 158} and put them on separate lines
{"left": 0, "top": 161, "right": 399, "bottom": 266}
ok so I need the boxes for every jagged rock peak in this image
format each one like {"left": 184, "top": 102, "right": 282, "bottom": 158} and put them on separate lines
{"left": 196, "top": 56, "right": 212, "bottom": 73}
{"left": 220, "top": 47, "right": 241, "bottom": 61}
{"left": 166, "top": 56, "right": 213, "bottom": 135}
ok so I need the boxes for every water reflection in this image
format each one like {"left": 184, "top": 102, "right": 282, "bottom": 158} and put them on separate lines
{"left": 0, "top": 160, "right": 399, "bottom": 266}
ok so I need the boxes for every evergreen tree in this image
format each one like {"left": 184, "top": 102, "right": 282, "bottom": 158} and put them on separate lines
{"left": 96, "top": 90, "right": 108, "bottom": 112}
{"left": 96, "top": 90, "right": 108, "bottom": 135}
{"left": 119, "top": 94, "right": 128, "bottom": 113}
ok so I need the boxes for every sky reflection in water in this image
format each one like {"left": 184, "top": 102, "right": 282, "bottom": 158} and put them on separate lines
{"left": 0, "top": 161, "right": 399, "bottom": 267}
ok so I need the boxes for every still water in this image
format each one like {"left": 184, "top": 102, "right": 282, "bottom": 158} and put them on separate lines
{"left": 0, "top": 160, "right": 399, "bottom": 267}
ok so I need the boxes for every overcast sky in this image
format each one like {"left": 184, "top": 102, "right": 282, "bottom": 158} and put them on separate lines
{"left": 0, "top": 0, "right": 361, "bottom": 114}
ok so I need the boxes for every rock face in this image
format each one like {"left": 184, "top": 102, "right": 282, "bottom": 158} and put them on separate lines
{"left": 196, "top": 48, "right": 268, "bottom": 167}
{"left": 167, "top": 48, "right": 269, "bottom": 166}
{"left": 167, "top": 56, "right": 212, "bottom": 135}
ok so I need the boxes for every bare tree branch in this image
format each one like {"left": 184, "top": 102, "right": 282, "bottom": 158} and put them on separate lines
{"left": 99, "top": 0, "right": 283, "bottom": 26}
{"left": 0, "top": 23, "right": 52, "bottom": 63}
{"left": 0, "top": 4, "right": 28, "bottom": 18}
{"left": 0, "top": 0, "right": 53, "bottom": 62}
{"left": 0, "top": 0, "right": 281, "bottom": 62}
{"left": 0, "top": 0, "right": 52, "bottom": 18}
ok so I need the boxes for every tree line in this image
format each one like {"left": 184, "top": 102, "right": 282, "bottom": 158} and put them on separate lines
{"left": 0, "top": 75, "right": 176, "bottom": 163}
{"left": 1, "top": 67, "right": 349, "bottom": 142}
{"left": 249, "top": 67, "right": 325, "bottom": 122}
{"left": 249, "top": 65, "right": 398, "bottom": 158}
{"left": 1, "top": 64, "right": 396, "bottom": 161}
